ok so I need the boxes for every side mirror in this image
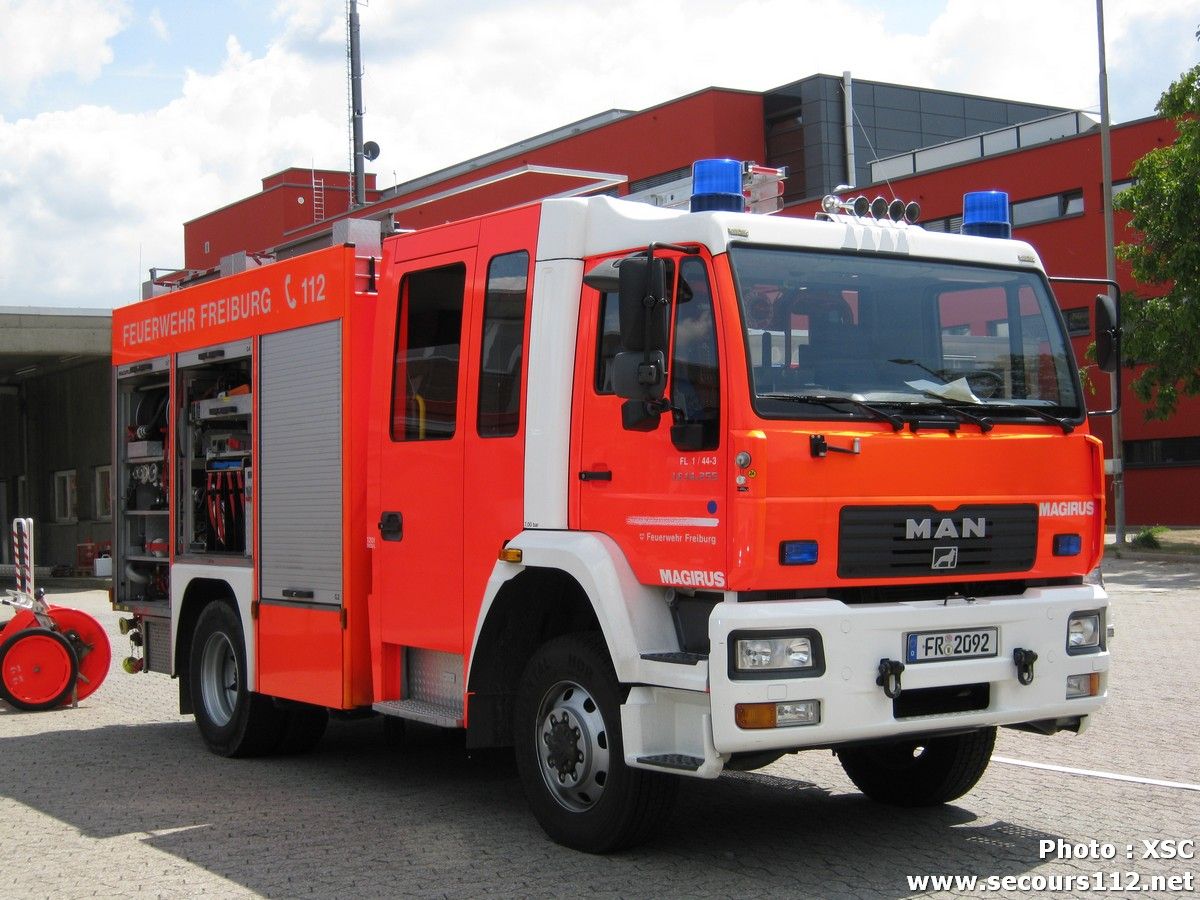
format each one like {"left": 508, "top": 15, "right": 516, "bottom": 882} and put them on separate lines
{"left": 618, "top": 257, "right": 670, "bottom": 354}
{"left": 1094, "top": 292, "right": 1120, "bottom": 374}
{"left": 612, "top": 351, "right": 667, "bottom": 431}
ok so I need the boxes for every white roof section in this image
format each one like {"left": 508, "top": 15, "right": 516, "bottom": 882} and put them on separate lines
{"left": 537, "top": 195, "right": 1047, "bottom": 273}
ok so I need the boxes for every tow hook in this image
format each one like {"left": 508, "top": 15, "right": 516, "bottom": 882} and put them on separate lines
{"left": 876, "top": 658, "right": 905, "bottom": 699}
{"left": 1013, "top": 647, "right": 1038, "bottom": 686}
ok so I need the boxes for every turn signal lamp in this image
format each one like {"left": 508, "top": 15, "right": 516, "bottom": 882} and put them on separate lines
{"left": 499, "top": 546, "right": 523, "bottom": 563}
{"left": 962, "top": 191, "right": 1011, "bottom": 238}
{"left": 1066, "top": 673, "right": 1100, "bottom": 699}
{"left": 735, "top": 700, "right": 821, "bottom": 729}
{"left": 690, "top": 158, "right": 746, "bottom": 212}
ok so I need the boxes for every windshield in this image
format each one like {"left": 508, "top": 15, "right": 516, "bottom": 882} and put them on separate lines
{"left": 729, "top": 246, "right": 1082, "bottom": 421}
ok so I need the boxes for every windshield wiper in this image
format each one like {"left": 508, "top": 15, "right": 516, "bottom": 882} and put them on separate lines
{"left": 759, "top": 393, "right": 905, "bottom": 431}
{"left": 903, "top": 399, "right": 995, "bottom": 433}
{"left": 980, "top": 403, "right": 1075, "bottom": 433}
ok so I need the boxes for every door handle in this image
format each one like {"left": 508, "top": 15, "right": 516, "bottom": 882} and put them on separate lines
{"left": 378, "top": 511, "right": 403, "bottom": 541}
{"left": 578, "top": 470, "right": 613, "bottom": 482}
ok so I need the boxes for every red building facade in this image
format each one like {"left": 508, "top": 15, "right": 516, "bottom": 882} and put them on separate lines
{"left": 179, "top": 81, "right": 1197, "bottom": 525}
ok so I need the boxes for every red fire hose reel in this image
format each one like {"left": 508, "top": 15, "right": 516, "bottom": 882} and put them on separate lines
{"left": 0, "top": 518, "right": 111, "bottom": 711}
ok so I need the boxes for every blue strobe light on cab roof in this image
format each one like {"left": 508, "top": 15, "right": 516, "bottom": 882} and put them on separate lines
{"left": 691, "top": 158, "right": 746, "bottom": 213}
{"left": 961, "top": 190, "right": 1011, "bottom": 239}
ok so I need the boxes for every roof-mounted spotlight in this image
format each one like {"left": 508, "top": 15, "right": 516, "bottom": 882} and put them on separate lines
{"left": 852, "top": 196, "right": 870, "bottom": 217}
{"left": 870, "top": 197, "right": 888, "bottom": 219}
{"left": 887, "top": 199, "right": 905, "bottom": 222}
{"left": 904, "top": 201, "right": 921, "bottom": 224}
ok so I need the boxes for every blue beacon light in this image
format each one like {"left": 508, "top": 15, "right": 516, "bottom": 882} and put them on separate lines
{"left": 961, "top": 190, "right": 1011, "bottom": 239}
{"left": 691, "top": 158, "right": 746, "bottom": 213}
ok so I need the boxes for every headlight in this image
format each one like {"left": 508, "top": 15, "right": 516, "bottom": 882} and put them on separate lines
{"left": 730, "top": 630, "right": 824, "bottom": 678}
{"left": 1067, "top": 611, "right": 1102, "bottom": 653}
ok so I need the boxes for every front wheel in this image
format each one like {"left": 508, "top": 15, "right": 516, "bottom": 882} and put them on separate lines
{"left": 836, "top": 726, "right": 996, "bottom": 806}
{"left": 513, "top": 633, "right": 677, "bottom": 853}
{"left": 189, "top": 601, "right": 286, "bottom": 757}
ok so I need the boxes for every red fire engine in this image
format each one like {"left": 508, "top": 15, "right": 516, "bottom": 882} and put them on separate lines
{"left": 111, "top": 160, "right": 1117, "bottom": 852}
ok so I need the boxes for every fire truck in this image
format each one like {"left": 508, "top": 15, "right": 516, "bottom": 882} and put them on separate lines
{"left": 111, "top": 160, "right": 1117, "bottom": 852}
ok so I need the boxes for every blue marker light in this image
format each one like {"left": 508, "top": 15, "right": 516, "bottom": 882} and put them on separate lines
{"left": 962, "top": 191, "right": 1011, "bottom": 239}
{"left": 691, "top": 159, "right": 745, "bottom": 213}
{"left": 1053, "top": 534, "right": 1082, "bottom": 556}
{"left": 780, "top": 540, "right": 819, "bottom": 565}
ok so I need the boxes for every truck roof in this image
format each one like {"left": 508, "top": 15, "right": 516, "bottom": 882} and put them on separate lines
{"left": 536, "top": 195, "right": 1047, "bottom": 273}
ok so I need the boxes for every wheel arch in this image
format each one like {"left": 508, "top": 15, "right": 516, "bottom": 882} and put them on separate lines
{"left": 172, "top": 567, "right": 255, "bottom": 714}
{"left": 465, "top": 530, "right": 679, "bottom": 749}
{"left": 466, "top": 566, "right": 599, "bottom": 748}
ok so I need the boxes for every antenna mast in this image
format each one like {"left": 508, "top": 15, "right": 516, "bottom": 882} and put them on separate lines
{"left": 347, "top": 0, "right": 366, "bottom": 208}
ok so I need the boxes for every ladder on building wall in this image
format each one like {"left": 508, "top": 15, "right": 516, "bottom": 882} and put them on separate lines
{"left": 312, "top": 175, "right": 326, "bottom": 223}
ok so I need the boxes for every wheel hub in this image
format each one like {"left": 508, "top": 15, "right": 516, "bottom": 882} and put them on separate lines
{"left": 535, "top": 680, "right": 611, "bottom": 812}
{"left": 544, "top": 711, "right": 585, "bottom": 782}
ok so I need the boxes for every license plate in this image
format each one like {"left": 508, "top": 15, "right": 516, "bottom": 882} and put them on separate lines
{"left": 905, "top": 627, "right": 997, "bottom": 663}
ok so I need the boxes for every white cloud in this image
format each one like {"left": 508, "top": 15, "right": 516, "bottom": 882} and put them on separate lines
{"left": 0, "top": 0, "right": 130, "bottom": 104}
{"left": 148, "top": 6, "right": 168, "bottom": 41}
{"left": 0, "top": 0, "right": 1196, "bottom": 308}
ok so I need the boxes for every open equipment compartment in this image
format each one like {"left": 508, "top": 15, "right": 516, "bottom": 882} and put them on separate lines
{"left": 176, "top": 339, "right": 254, "bottom": 560}
{"left": 113, "top": 355, "right": 171, "bottom": 610}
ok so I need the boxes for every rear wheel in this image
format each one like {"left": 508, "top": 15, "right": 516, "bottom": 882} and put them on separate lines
{"left": 0, "top": 627, "right": 78, "bottom": 711}
{"left": 189, "top": 601, "right": 286, "bottom": 757}
{"left": 513, "top": 633, "right": 677, "bottom": 853}
{"left": 836, "top": 727, "right": 996, "bottom": 806}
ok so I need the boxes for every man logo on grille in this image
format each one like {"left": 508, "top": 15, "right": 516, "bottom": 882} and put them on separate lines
{"left": 932, "top": 546, "right": 959, "bottom": 569}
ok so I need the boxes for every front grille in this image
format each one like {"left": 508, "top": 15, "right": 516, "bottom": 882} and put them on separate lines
{"left": 839, "top": 504, "right": 1038, "bottom": 579}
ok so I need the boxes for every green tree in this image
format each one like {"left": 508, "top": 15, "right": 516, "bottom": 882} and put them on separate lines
{"left": 1114, "top": 58, "right": 1200, "bottom": 419}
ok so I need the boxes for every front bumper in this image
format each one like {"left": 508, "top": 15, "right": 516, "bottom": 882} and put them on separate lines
{"left": 706, "top": 582, "right": 1108, "bottom": 755}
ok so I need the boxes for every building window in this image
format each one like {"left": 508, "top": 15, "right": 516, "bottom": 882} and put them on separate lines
{"left": 54, "top": 470, "right": 77, "bottom": 523}
{"left": 628, "top": 167, "right": 690, "bottom": 194}
{"left": 1064, "top": 307, "right": 1090, "bottom": 336}
{"left": 1125, "top": 436, "right": 1200, "bottom": 468}
{"left": 1011, "top": 190, "right": 1084, "bottom": 227}
{"left": 94, "top": 466, "right": 113, "bottom": 521}
{"left": 1112, "top": 179, "right": 1135, "bottom": 197}
{"left": 919, "top": 215, "right": 963, "bottom": 234}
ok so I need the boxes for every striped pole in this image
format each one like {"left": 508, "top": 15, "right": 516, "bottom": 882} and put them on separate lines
{"left": 12, "top": 517, "right": 34, "bottom": 597}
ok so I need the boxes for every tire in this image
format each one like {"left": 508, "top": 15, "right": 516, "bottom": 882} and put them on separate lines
{"left": 0, "top": 627, "right": 79, "bottom": 711}
{"left": 513, "top": 632, "right": 677, "bottom": 853}
{"left": 276, "top": 705, "right": 329, "bottom": 755}
{"left": 836, "top": 726, "right": 996, "bottom": 807}
{"left": 189, "top": 601, "right": 286, "bottom": 757}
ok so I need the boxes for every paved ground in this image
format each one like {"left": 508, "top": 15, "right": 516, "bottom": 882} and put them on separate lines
{"left": 1, "top": 557, "right": 1197, "bottom": 899}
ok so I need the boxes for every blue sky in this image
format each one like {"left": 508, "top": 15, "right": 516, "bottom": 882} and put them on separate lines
{"left": 0, "top": 0, "right": 1196, "bottom": 308}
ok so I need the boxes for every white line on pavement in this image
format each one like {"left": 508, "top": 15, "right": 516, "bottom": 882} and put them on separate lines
{"left": 992, "top": 756, "right": 1200, "bottom": 792}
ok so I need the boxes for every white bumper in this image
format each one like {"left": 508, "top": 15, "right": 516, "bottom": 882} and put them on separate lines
{"left": 623, "top": 583, "right": 1109, "bottom": 775}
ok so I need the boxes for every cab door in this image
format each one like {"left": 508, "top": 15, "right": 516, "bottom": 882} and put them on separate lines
{"left": 575, "top": 253, "right": 728, "bottom": 589}
{"left": 373, "top": 241, "right": 477, "bottom": 652}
